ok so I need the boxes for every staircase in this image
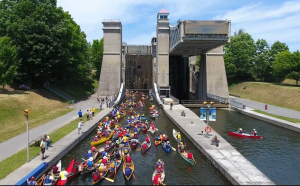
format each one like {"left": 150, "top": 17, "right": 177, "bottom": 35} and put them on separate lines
{"left": 43, "top": 84, "right": 75, "bottom": 103}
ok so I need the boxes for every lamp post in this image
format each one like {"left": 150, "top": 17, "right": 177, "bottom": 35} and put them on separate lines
{"left": 203, "top": 101, "right": 214, "bottom": 128}
{"left": 24, "top": 109, "right": 29, "bottom": 162}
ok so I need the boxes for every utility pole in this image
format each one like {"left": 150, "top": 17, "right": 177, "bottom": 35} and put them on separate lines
{"left": 24, "top": 109, "right": 29, "bottom": 162}
{"left": 203, "top": 101, "right": 214, "bottom": 132}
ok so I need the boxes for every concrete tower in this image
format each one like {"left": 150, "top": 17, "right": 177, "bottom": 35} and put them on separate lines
{"left": 98, "top": 20, "right": 122, "bottom": 96}
{"left": 156, "top": 9, "right": 170, "bottom": 96}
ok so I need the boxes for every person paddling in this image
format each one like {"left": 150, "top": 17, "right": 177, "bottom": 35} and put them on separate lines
{"left": 251, "top": 129, "right": 257, "bottom": 136}
{"left": 238, "top": 128, "right": 243, "bottom": 134}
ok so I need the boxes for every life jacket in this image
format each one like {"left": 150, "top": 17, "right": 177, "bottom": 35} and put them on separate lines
{"left": 93, "top": 172, "right": 100, "bottom": 181}
{"left": 53, "top": 166, "right": 58, "bottom": 173}
{"left": 188, "top": 153, "right": 193, "bottom": 159}
{"left": 111, "top": 162, "right": 115, "bottom": 169}
{"left": 134, "top": 134, "right": 138, "bottom": 139}
{"left": 143, "top": 143, "right": 147, "bottom": 150}
{"left": 60, "top": 171, "right": 67, "bottom": 180}
{"left": 146, "top": 137, "right": 149, "bottom": 142}
{"left": 153, "top": 176, "right": 159, "bottom": 185}
{"left": 124, "top": 148, "right": 128, "bottom": 154}
{"left": 125, "top": 167, "right": 131, "bottom": 176}
{"left": 87, "top": 153, "right": 92, "bottom": 159}
{"left": 157, "top": 162, "right": 162, "bottom": 168}
{"left": 44, "top": 175, "right": 52, "bottom": 184}
{"left": 87, "top": 160, "right": 93, "bottom": 167}
{"left": 28, "top": 181, "right": 36, "bottom": 185}
{"left": 177, "top": 134, "right": 181, "bottom": 139}
{"left": 126, "top": 156, "right": 131, "bottom": 163}
{"left": 180, "top": 145, "right": 185, "bottom": 150}
{"left": 162, "top": 137, "right": 166, "bottom": 141}
{"left": 94, "top": 137, "right": 98, "bottom": 141}
{"left": 102, "top": 159, "right": 107, "bottom": 165}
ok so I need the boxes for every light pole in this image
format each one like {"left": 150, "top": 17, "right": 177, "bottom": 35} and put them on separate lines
{"left": 24, "top": 109, "right": 29, "bottom": 162}
{"left": 203, "top": 101, "right": 214, "bottom": 130}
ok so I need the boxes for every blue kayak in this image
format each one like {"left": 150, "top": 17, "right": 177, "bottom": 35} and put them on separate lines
{"left": 161, "top": 141, "right": 171, "bottom": 153}
{"left": 140, "top": 116, "right": 146, "bottom": 120}
{"left": 126, "top": 125, "right": 133, "bottom": 129}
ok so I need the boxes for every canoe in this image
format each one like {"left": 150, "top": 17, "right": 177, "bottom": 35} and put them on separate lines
{"left": 161, "top": 141, "right": 171, "bottom": 153}
{"left": 152, "top": 165, "right": 165, "bottom": 185}
{"left": 149, "top": 126, "right": 156, "bottom": 135}
{"left": 92, "top": 164, "right": 109, "bottom": 185}
{"left": 43, "top": 160, "right": 61, "bottom": 185}
{"left": 122, "top": 159, "right": 134, "bottom": 181}
{"left": 142, "top": 125, "right": 150, "bottom": 133}
{"left": 130, "top": 141, "right": 139, "bottom": 150}
{"left": 177, "top": 145, "right": 195, "bottom": 165}
{"left": 81, "top": 166, "right": 96, "bottom": 177}
{"left": 228, "top": 131, "right": 264, "bottom": 139}
{"left": 173, "top": 129, "right": 181, "bottom": 143}
{"left": 57, "top": 158, "right": 75, "bottom": 185}
{"left": 141, "top": 141, "right": 151, "bottom": 154}
{"left": 154, "top": 135, "right": 162, "bottom": 146}
{"left": 150, "top": 114, "right": 157, "bottom": 119}
{"left": 90, "top": 132, "right": 113, "bottom": 146}
{"left": 104, "top": 142, "right": 116, "bottom": 152}
{"left": 36, "top": 174, "right": 45, "bottom": 185}
{"left": 109, "top": 157, "right": 122, "bottom": 178}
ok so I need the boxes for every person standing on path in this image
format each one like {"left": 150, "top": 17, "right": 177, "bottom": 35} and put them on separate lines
{"left": 78, "top": 109, "right": 83, "bottom": 120}
{"left": 40, "top": 139, "right": 46, "bottom": 160}
{"left": 92, "top": 107, "right": 95, "bottom": 116}
{"left": 89, "top": 110, "right": 93, "bottom": 120}
{"left": 100, "top": 102, "right": 103, "bottom": 110}
{"left": 78, "top": 121, "right": 84, "bottom": 134}
{"left": 86, "top": 110, "right": 90, "bottom": 121}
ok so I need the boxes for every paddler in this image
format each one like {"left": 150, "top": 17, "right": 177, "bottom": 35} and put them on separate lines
{"left": 102, "top": 156, "right": 108, "bottom": 166}
{"left": 59, "top": 168, "right": 69, "bottom": 181}
{"left": 125, "top": 163, "right": 132, "bottom": 177}
{"left": 145, "top": 135, "right": 150, "bottom": 143}
{"left": 87, "top": 150, "right": 92, "bottom": 159}
{"left": 187, "top": 150, "right": 193, "bottom": 160}
{"left": 251, "top": 129, "right": 257, "bottom": 136}
{"left": 177, "top": 132, "right": 181, "bottom": 140}
{"left": 125, "top": 154, "right": 131, "bottom": 164}
{"left": 153, "top": 173, "right": 162, "bottom": 185}
{"left": 238, "top": 128, "right": 243, "bottom": 134}
{"left": 179, "top": 142, "right": 185, "bottom": 153}
{"left": 87, "top": 157, "right": 94, "bottom": 168}
{"left": 115, "top": 139, "right": 120, "bottom": 148}
{"left": 133, "top": 132, "right": 138, "bottom": 139}
{"left": 93, "top": 136, "right": 98, "bottom": 142}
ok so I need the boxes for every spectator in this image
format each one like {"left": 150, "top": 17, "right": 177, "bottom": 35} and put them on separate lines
{"left": 86, "top": 110, "right": 90, "bottom": 121}
{"left": 78, "top": 110, "right": 83, "bottom": 120}
{"left": 78, "top": 121, "right": 84, "bottom": 134}
{"left": 181, "top": 110, "right": 186, "bottom": 117}
{"left": 40, "top": 139, "right": 46, "bottom": 160}
{"left": 43, "top": 134, "right": 52, "bottom": 149}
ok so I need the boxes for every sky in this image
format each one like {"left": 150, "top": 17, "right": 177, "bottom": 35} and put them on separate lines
{"left": 57, "top": 0, "right": 300, "bottom": 52}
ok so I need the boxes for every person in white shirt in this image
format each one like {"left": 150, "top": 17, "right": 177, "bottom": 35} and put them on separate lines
{"left": 78, "top": 121, "right": 84, "bottom": 134}
{"left": 44, "top": 172, "right": 56, "bottom": 185}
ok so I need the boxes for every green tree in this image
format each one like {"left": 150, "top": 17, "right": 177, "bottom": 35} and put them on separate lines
{"left": 0, "top": 0, "right": 90, "bottom": 84}
{"left": 273, "top": 50, "right": 292, "bottom": 83}
{"left": 91, "top": 38, "right": 104, "bottom": 77}
{"left": 270, "top": 41, "right": 289, "bottom": 62}
{"left": 195, "top": 55, "right": 201, "bottom": 70}
{"left": 224, "top": 31, "right": 256, "bottom": 81}
{"left": 286, "top": 51, "right": 300, "bottom": 85}
{"left": 253, "top": 39, "right": 270, "bottom": 81}
{"left": 0, "top": 37, "right": 18, "bottom": 90}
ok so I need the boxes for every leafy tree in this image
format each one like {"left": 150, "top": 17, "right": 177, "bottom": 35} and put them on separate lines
{"left": 253, "top": 39, "right": 270, "bottom": 81}
{"left": 195, "top": 55, "right": 201, "bottom": 70}
{"left": 273, "top": 50, "right": 292, "bottom": 83}
{"left": 286, "top": 51, "right": 300, "bottom": 85}
{"left": 0, "top": 36, "right": 18, "bottom": 90}
{"left": 91, "top": 38, "right": 103, "bottom": 77}
{"left": 224, "top": 31, "right": 256, "bottom": 81}
{"left": 270, "top": 41, "right": 289, "bottom": 62}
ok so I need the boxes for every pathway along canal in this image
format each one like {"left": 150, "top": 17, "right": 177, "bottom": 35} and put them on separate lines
{"left": 190, "top": 108, "right": 300, "bottom": 185}
{"left": 62, "top": 94, "right": 230, "bottom": 185}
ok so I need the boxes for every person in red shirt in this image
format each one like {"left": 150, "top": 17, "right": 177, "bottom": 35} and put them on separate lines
{"left": 143, "top": 142, "right": 147, "bottom": 150}
{"left": 153, "top": 173, "right": 162, "bottom": 185}
{"left": 187, "top": 150, "right": 193, "bottom": 159}
{"left": 126, "top": 154, "right": 131, "bottom": 164}
{"left": 162, "top": 134, "right": 166, "bottom": 141}
{"left": 119, "top": 133, "right": 123, "bottom": 139}
{"left": 91, "top": 146, "right": 96, "bottom": 153}
{"left": 145, "top": 135, "right": 150, "bottom": 143}
{"left": 150, "top": 122, "right": 154, "bottom": 127}
{"left": 94, "top": 136, "right": 98, "bottom": 142}
{"left": 102, "top": 156, "right": 108, "bottom": 165}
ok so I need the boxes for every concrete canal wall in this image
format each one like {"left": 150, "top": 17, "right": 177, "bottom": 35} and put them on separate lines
{"left": 163, "top": 104, "right": 275, "bottom": 185}
{"left": 231, "top": 107, "right": 300, "bottom": 134}
{"left": 0, "top": 108, "right": 112, "bottom": 185}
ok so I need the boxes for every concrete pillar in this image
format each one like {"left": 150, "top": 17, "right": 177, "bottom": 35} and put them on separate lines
{"left": 181, "top": 56, "right": 189, "bottom": 100}
{"left": 98, "top": 21, "right": 122, "bottom": 96}
{"left": 198, "top": 54, "right": 207, "bottom": 100}
{"left": 206, "top": 46, "right": 229, "bottom": 98}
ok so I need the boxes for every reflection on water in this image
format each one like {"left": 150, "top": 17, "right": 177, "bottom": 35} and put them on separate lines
{"left": 190, "top": 108, "right": 300, "bottom": 185}
{"left": 62, "top": 95, "right": 230, "bottom": 185}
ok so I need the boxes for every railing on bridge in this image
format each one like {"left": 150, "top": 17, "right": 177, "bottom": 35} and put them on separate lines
{"left": 181, "top": 100, "right": 221, "bottom": 105}
{"left": 230, "top": 99, "right": 245, "bottom": 109}
{"left": 112, "top": 83, "right": 125, "bottom": 107}
{"left": 207, "top": 93, "right": 229, "bottom": 104}
{"left": 152, "top": 83, "right": 163, "bottom": 105}
{"left": 207, "top": 93, "right": 245, "bottom": 109}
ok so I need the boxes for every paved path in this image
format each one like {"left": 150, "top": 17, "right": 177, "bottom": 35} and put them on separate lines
{"left": 163, "top": 104, "right": 275, "bottom": 185}
{"left": 231, "top": 97, "right": 300, "bottom": 120}
{"left": 0, "top": 94, "right": 110, "bottom": 162}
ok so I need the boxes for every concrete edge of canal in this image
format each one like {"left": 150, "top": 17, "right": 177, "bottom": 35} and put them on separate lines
{"left": 0, "top": 108, "right": 112, "bottom": 185}
{"left": 231, "top": 107, "right": 300, "bottom": 134}
{"left": 162, "top": 104, "right": 275, "bottom": 185}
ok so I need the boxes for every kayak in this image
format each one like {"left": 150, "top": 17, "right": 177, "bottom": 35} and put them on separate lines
{"left": 154, "top": 134, "right": 162, "bottom": 146}
{"left": 161, "top": 141, "right": 171, "bottom": 153}
{"left": 90, "top": 133, "right": 113, "bottom": 146}
{"left": 173, "top": 129, "right": 181, "bottom": 143}
{"left": 228, "top": 131, "right": 264, "bottom": 139}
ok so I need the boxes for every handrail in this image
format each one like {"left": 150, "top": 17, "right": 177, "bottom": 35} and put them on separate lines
{"left": 181, "top": 100, "right": 221, "bottom": 104}
{"left": 152, "top": 83, "right": 163, "bottom": 105}
{"left": 113, "top": 83, "right": 125, "bottom": 106}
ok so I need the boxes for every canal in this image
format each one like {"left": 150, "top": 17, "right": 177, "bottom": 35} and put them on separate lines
{"left": 62, "top": 94, "right": 231, "bottom": 185}
{"left": 190, "top": 108, "right": 300, "bottom": 185}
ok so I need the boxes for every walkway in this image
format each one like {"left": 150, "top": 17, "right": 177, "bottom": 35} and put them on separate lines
{"left": 0, "top": 94, "right": 109, "bottom": 162}
{"left": 163, "top": 104, "right": 275, "bottom": 185}
{"left": 0, "top": 108, "right": 112, "bottom": 185}
{"left": 231, "top": 97, "right": 300, "bottom": 120}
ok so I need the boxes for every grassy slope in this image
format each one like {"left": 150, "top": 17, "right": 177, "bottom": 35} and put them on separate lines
{"left": 229, "top": 81, "right": 300, "bottom": 111}
{"left": 253, "top": 110, "right": 300, "bottom": 124}
{"left": 0, "top": 109, "right": 101, "bottom": 180}
{"left": 0, "top": 88, "right": 73, "bottom": 143}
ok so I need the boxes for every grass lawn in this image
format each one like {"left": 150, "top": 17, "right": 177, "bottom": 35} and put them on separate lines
{"left": 0, "top": 88, "right": 73, "bottom": 143}
{"left": 229, "top": 81, "right": 300, "bottom": 111}
{"left": 0, "top": 109, "right": 101, "bottom": 180}
{"left": 253, "top": 110, "right": 300, "bottom": 124}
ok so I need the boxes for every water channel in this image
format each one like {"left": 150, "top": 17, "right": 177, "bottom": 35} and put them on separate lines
{"left": 190, "top": 108, "right": 300, "bottom": 185}
{"left": 62, "top": 94, "right": 231, "bottom": 185}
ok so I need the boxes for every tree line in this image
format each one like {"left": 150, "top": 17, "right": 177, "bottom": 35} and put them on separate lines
{"left": 224, "top": 29, "right": 300, "bottom": 85}
{"left": 0, "top": 0, "right": 103, "bottom": 90}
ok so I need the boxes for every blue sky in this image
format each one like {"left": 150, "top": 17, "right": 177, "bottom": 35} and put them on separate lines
{"left": 57, "top": 0, "right": 300, "bottom": 52}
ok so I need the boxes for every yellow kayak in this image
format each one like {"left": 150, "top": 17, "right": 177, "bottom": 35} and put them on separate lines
{"left": 90, "top": 133, "right": 113, "bottom": 146}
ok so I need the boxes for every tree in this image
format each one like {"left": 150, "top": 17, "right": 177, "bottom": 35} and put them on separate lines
{"left": 91, "top": 38, "right": 104, "bottom": 77}
{"left": 0, "top": 37, "right": 18, "bottom": 90}
{"left": 195, "top": 55, "right": 201, "bottom": 70}
{"left": 273, "top": 51, "right": 292, "bottom": 83}
{"left": 253, "top": 39, "right": 270, "bottom": 81}
{"left": 224, "top": 31, "right": 256, "bottom": 81}
{"left": 270, "top": 41, "right": 289, "bottom": 62}
{"left": 286, "top": 51, "right": 300, "bottom": 85}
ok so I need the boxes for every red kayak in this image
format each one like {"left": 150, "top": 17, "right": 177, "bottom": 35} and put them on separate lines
{"left": 57, "top": 158, "right": 75, "bottom": 185}
{"left": 228, "top": 131, "right": 264, "bottom": 139}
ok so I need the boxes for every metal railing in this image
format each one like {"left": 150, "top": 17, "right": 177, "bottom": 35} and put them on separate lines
{"left": 112, "top": 83, "right": 125, "bottom": 107}
{"left": 152, "top": 83, "right": 163, "bottom": 105}
{"left": 181, "top": 100, "right": 221, "bottom": 104}
{"left": 230, "top": 99, "right": 245, "bottom": 109}
{"left": 207, "top": 93, "right": 229, "bottom": 104}
{"left": 43, "top": 84, "right": 75, "bottom": 102}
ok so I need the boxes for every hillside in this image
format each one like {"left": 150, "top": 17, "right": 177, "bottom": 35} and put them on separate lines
{"left": 229, "top": 82, "right": 300, "bottom": 111}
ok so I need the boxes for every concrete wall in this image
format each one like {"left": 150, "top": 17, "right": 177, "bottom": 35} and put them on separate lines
{"left": 98, "top": 21, "right": 122, "bottom": 96}
{"left": 156, "top": 19, "right": 170, "bottom": 87}
{"left": 206, "top": 46, "right": 229, "bottom": 98}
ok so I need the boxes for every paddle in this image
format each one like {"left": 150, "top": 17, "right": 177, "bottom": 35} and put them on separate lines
{"left": 132, "top": 173, "right": 137, "bottom": 180}
{"left": 147, "top": 128, "right": 159, "bottom": 132}
{"left": 104, "top": 177, "right": 114, "bottom": 182}
{"left": 170, "top": 146, "right": 176, "bottom": 151}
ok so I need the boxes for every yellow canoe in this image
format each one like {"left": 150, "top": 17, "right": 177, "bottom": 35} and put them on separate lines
{"left": 90, "top": 132, "right": 113, "bottom": 146}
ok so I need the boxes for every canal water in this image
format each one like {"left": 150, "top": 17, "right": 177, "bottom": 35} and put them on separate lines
{"left": 190, "top": 108, "right": 300, "bottom": 185}
{"left": 62, "top": 94, "right": 231, "bottom": 185}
